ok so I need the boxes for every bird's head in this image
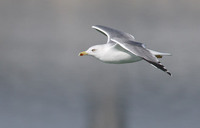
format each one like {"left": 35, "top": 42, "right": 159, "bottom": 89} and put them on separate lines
{"left": 79, "top": 45, "right": 105, "bottom": 59}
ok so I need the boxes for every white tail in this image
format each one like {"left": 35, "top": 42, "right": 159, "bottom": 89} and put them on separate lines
{"left": 148, "top": 49, "right": 171, "bottom": 58}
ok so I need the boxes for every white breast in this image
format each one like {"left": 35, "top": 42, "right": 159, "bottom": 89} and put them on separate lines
{"left": 98, "top": 46, "right": 142, "bottom": 64}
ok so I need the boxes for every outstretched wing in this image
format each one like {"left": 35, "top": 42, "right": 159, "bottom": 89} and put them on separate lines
{"left": 92, "top": 25, "right": 172, "bottom": 76}
{"left": 112, "top": 39, "right": 172, "bottom": 76}
{"left": 92, "top": 25, "right": 135, "bottom": 43}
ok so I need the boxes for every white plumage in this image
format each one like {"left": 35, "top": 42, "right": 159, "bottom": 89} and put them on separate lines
{"left": 79, "top": 25, "right": 172, "bottom": 76}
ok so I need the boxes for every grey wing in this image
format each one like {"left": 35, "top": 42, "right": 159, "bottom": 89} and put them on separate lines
{"left": 92, "top": 25, "right": 171, "bottom": 76}
{"left": 112, "top": 38, "right": 172, "bottom": 76}
{"left": 92, "top": 25, "right": 135, "bottom": 43}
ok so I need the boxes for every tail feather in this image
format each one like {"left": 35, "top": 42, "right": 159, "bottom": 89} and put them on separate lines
{"left": 148, "top": 49, "right": 171, "bottom": 57}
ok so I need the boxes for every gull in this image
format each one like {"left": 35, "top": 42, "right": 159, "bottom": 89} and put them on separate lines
{"left": 79, "top": 25, "right": 172, "bottom": 76}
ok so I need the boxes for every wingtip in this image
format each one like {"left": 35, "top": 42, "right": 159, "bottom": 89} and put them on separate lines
{"left": 166, "top": 71, "right": 172, "bottom": 77}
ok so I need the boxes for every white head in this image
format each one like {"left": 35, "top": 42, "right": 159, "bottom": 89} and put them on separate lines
{"left": 79, "top": 44, "right": 105, "bottom": 59}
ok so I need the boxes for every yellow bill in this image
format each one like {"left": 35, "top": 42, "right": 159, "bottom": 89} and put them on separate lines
{"left": 79, "top": 51, "right": 88, "bottom": 56}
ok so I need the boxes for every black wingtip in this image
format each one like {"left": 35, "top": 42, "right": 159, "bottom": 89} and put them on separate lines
{"left": 145, "top": 59, "right": 172, "bottom": 77}
{"left": 166, "top": 71, "right": 172, "bottom": 77}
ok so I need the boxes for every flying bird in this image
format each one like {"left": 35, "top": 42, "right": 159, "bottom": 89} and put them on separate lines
{"left": 79, "top": 25, "right": 172, "bottom": 76}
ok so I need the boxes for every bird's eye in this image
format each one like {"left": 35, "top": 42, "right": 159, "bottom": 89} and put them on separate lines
{"left": 91, "top": 49, "right": 96, "bottom": 52}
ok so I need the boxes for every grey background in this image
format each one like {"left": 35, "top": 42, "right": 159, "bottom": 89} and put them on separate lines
{"left": 0, "top": 0, "right": 200, "bottom": 128}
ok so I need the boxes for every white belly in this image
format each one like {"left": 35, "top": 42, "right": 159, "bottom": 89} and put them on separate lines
{"left": 99, "top": 50, "right": 142, "bottom": 64}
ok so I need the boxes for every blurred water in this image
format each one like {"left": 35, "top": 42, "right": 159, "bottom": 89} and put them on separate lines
{"left": 0, "top": 0, "right": 200, "bottom": 128}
